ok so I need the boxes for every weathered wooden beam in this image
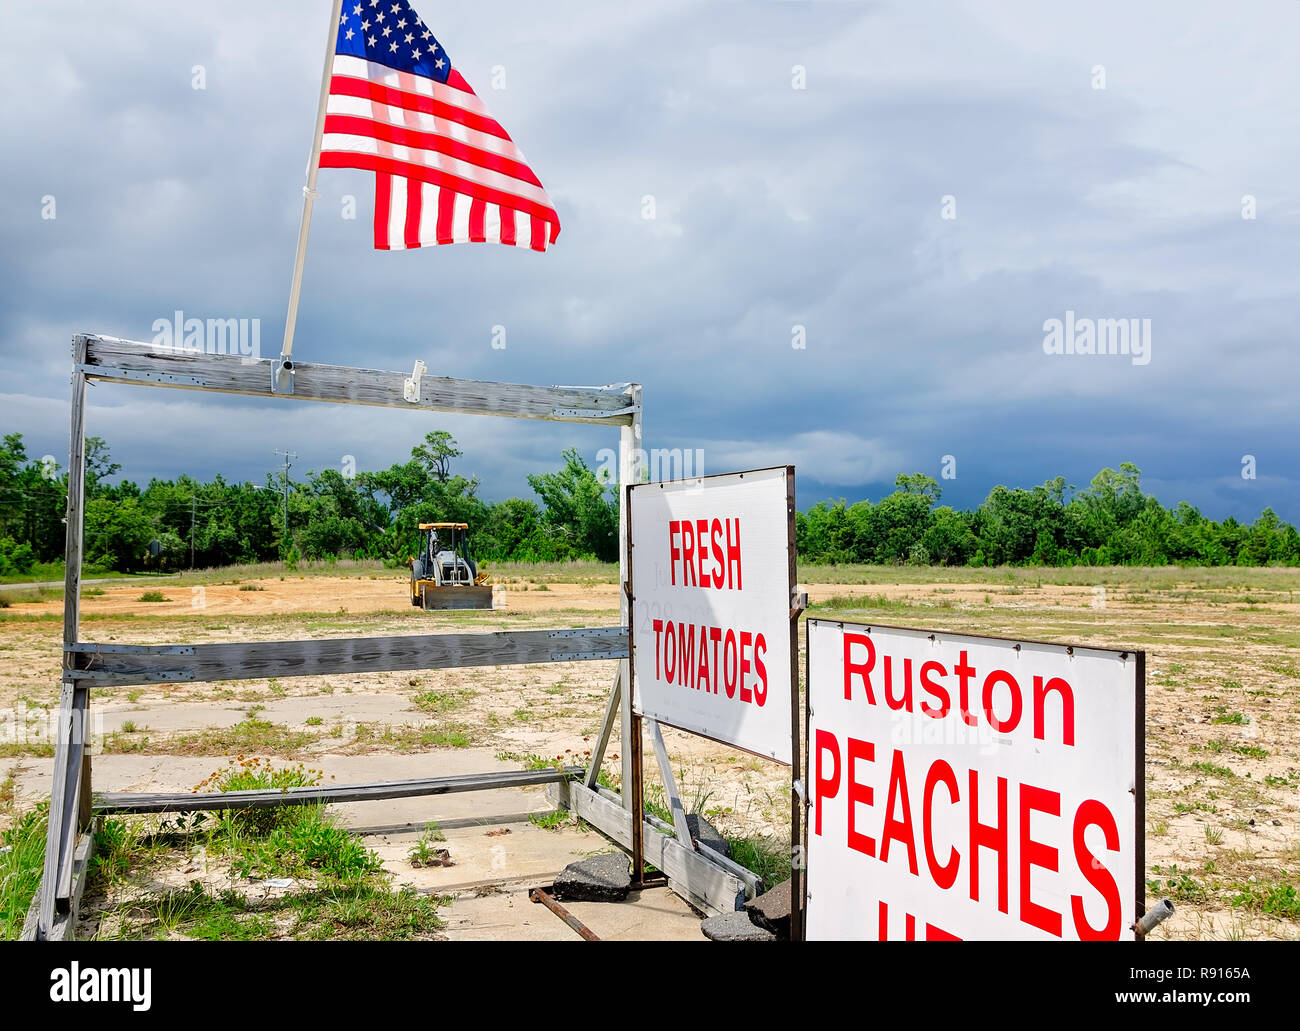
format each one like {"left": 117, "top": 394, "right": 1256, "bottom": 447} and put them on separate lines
{"left": 584, "top": 668, "right": 622, "bottom": 790}
{"left": 648, "top": 719, "right": 693, "bottom": 848}
{"left": 37, "top": 337, "right": 91, "bottom": 937}
{"left": 68, "top": 626, "right": 627, "bottom": 687}
{"left": 24, "top": 830, "right": 94, "bottom": 942}
{"left": 617, "top": 385, "right": 643, "bottom": 810}
{"left": 81, "top": 334, "right": 635, "bottom": 425}
{"left": 549, "top": 780, "right": 747, "bottom": 916}
{"left": 96, "top": 766, "right": 583, "bottom": 815}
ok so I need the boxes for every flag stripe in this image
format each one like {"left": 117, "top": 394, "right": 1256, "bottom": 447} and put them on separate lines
{"left": 389, "top": 175, "right": 408, "bottom": 250}
{"left": 329, "top": 66, "right": 508, "bottom": 140}
{"left": 319, "top": 150, "right": 558, "bottom": 229}
{"left": 319, "top": 136, "right": 553, "bottom": 212}
{"left": 323, "top": 114, "right": 542, "bottom": 188}
{"left": 469, "top": 198, "right": 486, "bottom": 242}
{"left": 404, "top": 176, "right": 423, "bottom": 249}
{"left": 374, "top": 173, "right": 392, "bottom": 249}
{"left": 326, "top": 93, "right": 525, "bottom": 162}
{"left": 529, "top": 214, "right": 547, "bottom": 252}
{"left": 500, "top": 205, "right": 517, "bottom": 246}
{"left": 436, "top": 187, "right": 455, "bottom": 244}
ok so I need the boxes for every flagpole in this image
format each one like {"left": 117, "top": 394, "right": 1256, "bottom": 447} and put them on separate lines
{"left": 275, "top": 0, "right": 344, "bottom": 392}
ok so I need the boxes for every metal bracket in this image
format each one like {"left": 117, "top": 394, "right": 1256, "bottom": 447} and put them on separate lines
{"left": 64, "top": 669, "right": 194, "bottom": 683}
{"left": 547, "top": 627, "right": 626, "bottom": 640}
{"left": 68, "top": 643, "right": 195, "bottom": 656}
{"left": 403, "top": 360, "right": 427, "bottom": 403}
{"left": 271, "top": 353, "right": 295, "bottom": 395}
{"left": 547, "top": 627, "right": 629, "bottom": 661}
{"left": 76, "top": 365, "right": 206, "bottom": 387}
{"left": 550, "top": 405, "right": 637, "bottom": 420}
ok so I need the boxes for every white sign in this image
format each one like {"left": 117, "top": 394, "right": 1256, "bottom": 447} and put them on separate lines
{"left": 630, "top": 467, "right": 794, "bottom": 764}
{"left": 805, "top": 619, "right": 1142, "bottom": 940}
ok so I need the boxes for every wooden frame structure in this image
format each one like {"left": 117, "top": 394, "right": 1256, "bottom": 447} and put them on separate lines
{"left": 24, "top": 332, "right": 754, "bottom": 940}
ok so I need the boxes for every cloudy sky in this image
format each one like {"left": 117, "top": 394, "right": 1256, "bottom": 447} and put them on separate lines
{"left": 1, "top": 0, "right": 1296, "bottom": 521}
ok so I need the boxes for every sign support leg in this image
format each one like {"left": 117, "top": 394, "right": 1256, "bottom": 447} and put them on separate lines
{"left": 647, "top": 719, "right": 693, "bottom": 847}
{"left": 584, "top": 667, "right": 621, "bottom": 790}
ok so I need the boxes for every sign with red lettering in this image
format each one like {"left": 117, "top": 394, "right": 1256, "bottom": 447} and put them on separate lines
{"left": 629, "top": 467, "right": 795, "bottom": 764}
{"left": 805, "top": 619, "right": 1143, "bottom": 940}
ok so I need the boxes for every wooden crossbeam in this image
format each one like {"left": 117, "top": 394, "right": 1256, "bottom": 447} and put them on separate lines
{"left": 67, "top": 626, "right": 628, "bottom": 687}
{"left": 80, "top": 334, "right": 635, "bottom": 425}
{"left": 96, "top": 767, "right": 584, "bottom": 814}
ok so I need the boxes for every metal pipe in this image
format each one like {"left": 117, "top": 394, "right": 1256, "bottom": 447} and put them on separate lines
{"left": 529, "top": 886, "right": 601, "bottom": 941}
{"left": 1134, "top": 898, "right": 1175, "bottom": 937}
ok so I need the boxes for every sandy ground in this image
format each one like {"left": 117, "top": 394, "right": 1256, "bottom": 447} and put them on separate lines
{"left": 2, "top": 569, "right": 1298, "bottom": 940}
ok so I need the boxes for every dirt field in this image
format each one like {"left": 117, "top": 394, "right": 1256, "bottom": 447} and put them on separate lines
{"left": 2, "top": 565, "right": 1297, "bottom": 940}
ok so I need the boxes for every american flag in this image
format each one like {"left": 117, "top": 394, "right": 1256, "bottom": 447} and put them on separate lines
{"left": 320, "top": 0, "right": 561, "bottom": 252}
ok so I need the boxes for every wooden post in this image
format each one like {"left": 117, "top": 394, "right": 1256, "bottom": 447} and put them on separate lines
{"left": 38, "top": 334, "right": 88, "bottom": 937}
{"left": 786, "top": 470, "right": 805, "bottom": 941}
{"left": 617, "top": 385, "right": 642, "bottom": 810}
{"left": 630, "top": 712, "right": 645, "bottom": 883}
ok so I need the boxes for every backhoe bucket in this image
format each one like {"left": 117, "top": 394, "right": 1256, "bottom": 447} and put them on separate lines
{"left": 416, "top": 583, "right": 494, "bottom": 610}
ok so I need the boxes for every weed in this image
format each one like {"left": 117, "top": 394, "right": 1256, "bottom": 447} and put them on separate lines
{"left": 408, "top": 823, "right": 452, "bottom": 868}
{"left": 528, "top": 809, "right": 572, "bottom": 831}
{"left": 1230, "top": 882, "right": 1300, "bottom": 920}
{"left": 138, "top": 591, "right": 168, "bottom": 603}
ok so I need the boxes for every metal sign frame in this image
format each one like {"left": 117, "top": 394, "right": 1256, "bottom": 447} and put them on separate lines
{"left": 801, "top": 617, "right": 1145, "bottom": 941}
{"left": 616, "top": 466, "right": 804, "bottom": 935}
{"left": 23, "top": 332, "right": 767, "bottom": 939}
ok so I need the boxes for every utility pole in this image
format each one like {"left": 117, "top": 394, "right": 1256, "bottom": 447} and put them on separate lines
{"left": 189, "top": 496, "right": 196, "bottom": 569}
{"left": 274, "top": 450, "right": 297, "bottom": 547}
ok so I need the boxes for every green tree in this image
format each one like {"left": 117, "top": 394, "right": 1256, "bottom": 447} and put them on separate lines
{"left": 411, "top": 430, "right": 463, "bottom": 484}
{"left": 527, "top": 449, "right": 619, "bottom": 561}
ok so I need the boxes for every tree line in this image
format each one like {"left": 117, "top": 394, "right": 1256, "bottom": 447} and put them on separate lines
{"left": 796, "top": 466, "right": 1299, "bottom": 567}
{"left": 0, "top": 431, "right": 617, "bottom": 574}
{"left": 0, "top": 431, "right": 1295, "bottom": 575}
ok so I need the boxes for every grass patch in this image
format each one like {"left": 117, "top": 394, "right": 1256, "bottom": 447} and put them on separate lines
{"left": 238, "top": 584, "right": 265, "bottom": 592}
{"left": 0, "top": 741, "right": 55, "bottom": 758}
{"left": 728, "top": 834, "right": 792, "bottom": 887}
{"left": 169, "top": 718, "right": 318, "bottom": 756}
{"left": 1229, "top": 882, "right": 1300, "bottom": 920}
{"left": 137, "top": 591, "right": 168, "bottom": 603}
{"left": 352, "top": 723, "right": 472, "bottom": 750}
{"left": 528, "top": 808, "right": 572, "bottom": 831}
{"left": 495, "top": 751, "right": 563, "bottom": 771}
{"left": 411, "top": 689, "right": 474, "bottom": 714}
{"left": 1, "top": 804, "right": 47, "bottom": 939}
{"left": 1147, "top": 864, "right": 1210, "bottom": 904}
{"left": 102, "top": 879, "right": 446, "bottom": 941}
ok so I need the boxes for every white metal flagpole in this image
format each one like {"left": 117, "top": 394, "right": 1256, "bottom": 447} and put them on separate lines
{"left": 275, "top": 0, "right": 345, "bottom": 392}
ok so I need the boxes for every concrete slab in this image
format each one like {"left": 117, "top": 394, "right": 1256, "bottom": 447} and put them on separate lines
{"left": 443, "top": 883, "right": 705, "bottom": 942}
